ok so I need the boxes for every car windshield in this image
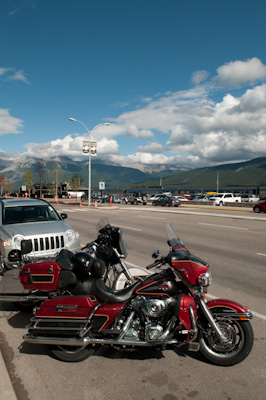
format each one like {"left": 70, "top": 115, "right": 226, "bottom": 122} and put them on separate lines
{"left": 2, "top": 205, "right": 60, "bottom": 225}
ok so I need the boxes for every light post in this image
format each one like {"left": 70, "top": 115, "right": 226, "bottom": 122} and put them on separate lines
{"left": 69, "top": 118, "right": 110, "bottom": 206}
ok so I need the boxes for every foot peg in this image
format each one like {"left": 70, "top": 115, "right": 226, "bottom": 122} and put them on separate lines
{"left": 188, "top": 342, "right": 200, "bottom": 352}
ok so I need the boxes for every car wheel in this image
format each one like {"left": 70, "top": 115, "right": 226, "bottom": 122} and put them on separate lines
{"left": 152, "top": 202, "right": 156, "bottom": 206}
{"left": 253, "top": 206, "right": 261, "bottom": 213}
{"left": 166, "top": 202, "right": 170, "bottom": 207}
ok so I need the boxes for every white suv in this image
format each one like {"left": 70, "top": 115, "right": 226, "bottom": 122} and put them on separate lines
{"left": 0, "top": 198, "right": 80, "bottom": 272}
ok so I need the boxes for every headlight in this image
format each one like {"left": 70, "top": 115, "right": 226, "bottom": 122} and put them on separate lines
{"left": 13, "top": 235, "right": 25, "bottom": 249}
{"left": 66, "top": 230, "right": 75, "bottom": 241}
{"left": 198, "top": 270, "right": 212, "bottom": 287}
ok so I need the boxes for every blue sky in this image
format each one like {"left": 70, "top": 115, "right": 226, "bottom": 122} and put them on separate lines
{"left": 1, "top": 0, "right": 266, "bottom": 171}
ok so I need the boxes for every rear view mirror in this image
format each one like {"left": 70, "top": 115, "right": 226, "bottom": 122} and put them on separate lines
{"left": 8, "top": 249, "right": 22, "bottom": 262}
{"left": 21, "top": 239, "right": 33, "bottom": 255}
{"left": 60, "top": 213, "right": 68, "bottom": 220}
{"left": 152, "top": 250, "right": 160, "bottom": 259}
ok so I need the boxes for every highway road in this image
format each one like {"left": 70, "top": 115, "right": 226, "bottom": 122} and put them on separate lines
{"left": 0, "top": 204, "right": 265, "bottom": 400}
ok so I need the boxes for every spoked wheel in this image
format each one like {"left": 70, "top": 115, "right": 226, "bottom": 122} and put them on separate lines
{"left": 50, "top": 344, "right": 99, "bottom": 362}
{"left": 199, "top": 315, "right": 254, "bottom": 366}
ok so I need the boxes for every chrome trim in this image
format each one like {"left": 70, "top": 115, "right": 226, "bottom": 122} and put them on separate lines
{"left": 198, "top": 296, "right": 227, "bottom": 342}
{"left": 159, "top": 315, "right": 177, "bottom": 341}
{"left": 23, "top": 333, "right": 179, "bottom": 347}
{"left": 0, "top": 295, "right": 49, "bottom": 302}
{"left": 210, "top": 311, "right": 253, "bottom": 320}
{"left": 117, "top": 311, "right": 135, "bottom": 340}
{"left": 188, "top": 305, "right": 198, "bottom": 341}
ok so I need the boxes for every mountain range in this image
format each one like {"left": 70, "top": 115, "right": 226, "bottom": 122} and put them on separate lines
{"left": 0, "top": 155, "right": 266, "bottom": 191}
{"left": 0, "top": 155, "right": 184, "bottom": 190}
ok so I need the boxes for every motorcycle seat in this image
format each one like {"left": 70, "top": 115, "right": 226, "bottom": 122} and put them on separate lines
{"left": 56, "top": 249, "right": 74, "bottom": 270}
{"left": 94, "top": 278, "right": 140, "bottom": 303}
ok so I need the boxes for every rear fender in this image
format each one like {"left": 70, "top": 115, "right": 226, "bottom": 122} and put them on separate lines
{"left": 205, "top": 298, "right": 252, "bottom": 320}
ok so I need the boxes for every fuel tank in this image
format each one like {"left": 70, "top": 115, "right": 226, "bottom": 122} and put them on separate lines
{"left": 134, "top": 271, "right": 182, "bottom": 298}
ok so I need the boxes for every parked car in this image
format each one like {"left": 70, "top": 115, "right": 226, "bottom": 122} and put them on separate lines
{"left": 174, "top": 195, "right": 189, "bottom": 202}
{"left": 107, "top": 195, "right": 122, "bottom": 203}
{"left": 171, "top": 197, "right": 181, "bottom": 207}
{"left": 152, "top": 195, "right": 180, "bottom": 207}
{"left": 253, "top": 200, "right": 266, "bottom": 213}
{"left": 0, "top": 198, "right": 80, "bottom": 271}
{"left": 192, "top": 194, "right": 211, "bottom": 201}
{"left": 122, "top": 192, "right": 147, "bottom": 205}
{"left": 241, "top": 194, "right": 260, "bottom": 203}
{"left": 147, "top": 194, "right": 161, "bottom": 202}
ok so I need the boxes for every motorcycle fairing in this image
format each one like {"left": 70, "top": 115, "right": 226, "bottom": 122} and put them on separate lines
{"left": 204, "top": 299, "right": 253, "bottom": 320}
{"left": 171, "top": 259, "right": 209, "bottom": 287}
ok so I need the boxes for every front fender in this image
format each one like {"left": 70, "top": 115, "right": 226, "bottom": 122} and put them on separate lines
{"left": 205, "top": 298, "right": 253, "bottom": 320}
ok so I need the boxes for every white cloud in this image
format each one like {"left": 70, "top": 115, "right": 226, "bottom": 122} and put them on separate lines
{"left": 0, "top": 109, "right": 24, "bottom": 135}
{"left": 0, "top": 66, "right": 30, "bottom": 83}
{"left": 4, "top": 57, "right": 266, "bottom": 170}
{"left": 191, "top": 70, "right": 209, "bottom": 85}
{"left": 0, "top": 67, "right": 12, "bottom": 77}
{"left": 126, "top": 125, "right": 154, "bottom": 138}
{"left": 138, "top": 142, "right": 163, "bottom": 153}
{"left": 216, "top": 57, "right": 266, "bottom": 86}
{"left": 8, "top": 69, "right": 30, "bottom": 84}
{"left": 24, "top": 135, "right": 119, "bottom": 160}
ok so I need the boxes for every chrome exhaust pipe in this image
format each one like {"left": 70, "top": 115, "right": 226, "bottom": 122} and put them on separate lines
{"left": 0, "top": 295, "right": 48, "bottom": 302}
{"left": 23, "top": 333, "right": 178, "bottom": 347}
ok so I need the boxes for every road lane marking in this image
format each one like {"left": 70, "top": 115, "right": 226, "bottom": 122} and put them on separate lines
{"left": 257, "top": 253, "right": 266, "bottom": 257}
{"left": 118, "top": 225, "right": 142, "bottom": 232}
{"left": 199, "top": 222, "right": 248, "bottom": 230}
{"left": 138, "top": 215, "right": 165, "bottom": 220}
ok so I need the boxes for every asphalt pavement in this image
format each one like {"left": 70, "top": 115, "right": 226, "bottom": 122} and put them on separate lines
{"left": 0, "top": 200, "right": 264, "bottom": 399}
{"left": 0, "top": 350, "right": 17, "bottom": 400}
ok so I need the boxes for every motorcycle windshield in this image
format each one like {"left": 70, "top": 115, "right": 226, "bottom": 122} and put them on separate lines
{"left": 96, "top": 217, "right": 110, "bottom": 233}
{"left": 165, "top": 223, "right": 186, "bottom": 249}
{"left": 96, "top": 217, "right": 127, "bottom": 258}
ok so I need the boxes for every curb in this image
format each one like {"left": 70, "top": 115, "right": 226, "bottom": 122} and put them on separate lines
{"left": 0, "top": 351, "right": 17, "bottom": 400}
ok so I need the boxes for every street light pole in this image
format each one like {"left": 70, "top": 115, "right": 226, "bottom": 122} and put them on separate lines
{"left": 69, "top": 118, "right": 110, "bottom": 206}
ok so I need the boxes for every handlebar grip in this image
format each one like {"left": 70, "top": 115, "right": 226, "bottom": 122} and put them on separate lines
{"left": 81, "top": 241, "right": 95, "bottom": 251}
{"left": 146, "top": 258, "right": 164, "bottom": 270}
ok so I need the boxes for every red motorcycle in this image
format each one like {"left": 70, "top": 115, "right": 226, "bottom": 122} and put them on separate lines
{"left": 0, "top": 218, "right": 148, "bottom": 309}
{"left": 24, "top": 223, "right": 254, "bottom": 366}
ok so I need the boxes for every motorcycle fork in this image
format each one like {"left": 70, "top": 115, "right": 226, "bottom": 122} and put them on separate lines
{"left": 112, "top": 248, "right": 135, "bottom": 284}
{"left": 197, "top": 294, "right": 228, "bottom": 343}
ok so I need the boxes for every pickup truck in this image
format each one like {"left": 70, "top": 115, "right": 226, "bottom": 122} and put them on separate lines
{"left": 209, "top": 193, "right": 242, "bottom": 206}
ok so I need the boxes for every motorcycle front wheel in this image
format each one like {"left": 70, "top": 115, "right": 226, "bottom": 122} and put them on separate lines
{"left": 199, "top": 317, "right": 254, "bottom": 366}
{"left": 50, "top": 344, "right": 99, "bottom": 363}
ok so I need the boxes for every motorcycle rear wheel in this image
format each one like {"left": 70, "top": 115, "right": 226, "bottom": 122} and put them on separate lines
{"left": 199, "top": 318, "right": 253, "bottom": 366}
{"left": 50, "top": 344, "right": 99, "bottom": 362}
